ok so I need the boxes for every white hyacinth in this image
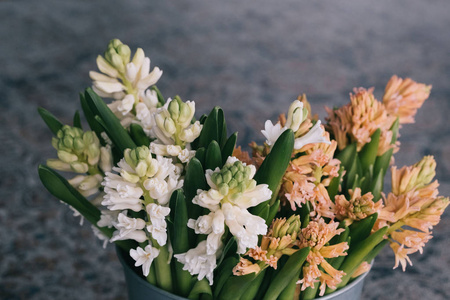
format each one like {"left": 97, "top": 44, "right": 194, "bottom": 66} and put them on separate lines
{"left": 261, "top": 100, "right": 330, "bottom": 149}
{"left": 174, "top": 241, "right": 217, "bottom": 285}
{"left": 90, "top": 39, "right": 162, "bottom": 133}
{"left": 130, "top": 245, "right": 160, "bottom": 277}
{"left": 184, "top": 157, "right": 272, "bottom": 257}
{"left": 146, "top": 203, "right": 170, "bottom": 246}
{"left": 110, "top": 211, "right": 147, "bottom": 243}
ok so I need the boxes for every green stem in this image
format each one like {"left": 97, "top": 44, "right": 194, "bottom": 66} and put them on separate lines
{"left": 153, "top": 243, "right": 173, "bottom": 292}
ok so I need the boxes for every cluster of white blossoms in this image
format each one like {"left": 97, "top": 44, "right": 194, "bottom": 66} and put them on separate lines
{"left": 262, "top": 100, "right": 330, "bottom": 149}
{"left": 174, "top": 157, "right": 272, "bottom": 284}
{"left": 90, "top": 39, "right": 163, "bottom": 132}
{"left": 100, "top": 146, "right": 183, "bottom": 276}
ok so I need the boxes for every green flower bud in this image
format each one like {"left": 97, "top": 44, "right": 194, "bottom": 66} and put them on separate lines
{"left": 222, "top": 170, "right": 232, "bottom": 184}
{"left": 228, "top": 178, "right": 238, "bottom": 189}
{"left": 136, "top": 146, "right": 150, "bottom": 161}
{"left": 117, "top": 44, "right": 131, "bottom": 64}
{"left": 168, "top": 99, "right": 180, "bottom": 121}
{"left": 212, "top": 173, "right": 223, "bottom": 185}
{"left": 218, "top": 183, "right": 229, "bottom": 196}
{"left": 237, "top": 182, "right": 246, "bottom": 193}
{"left": 109, "top": 39, "right": 122, "bottom": 49}
{"left": 235, "top": 171, "right": 244, "bottom": 183}
{"left": 47, "top": 159, "right": 72, "bottom": 172}
{"left": 70, "top": 162, "right": 89, "bottom": 173}
{"left": 62, "top": 136, "right": 74, "bottom": 149}
{"left": 135, "top": 161, "right": 148, "bottom": 177}
{"left": 57, "top": 150, "right": 78, "bottom": 163}
{"left": 164, "top": 118, "right": 177, "bottom": 136}
{"left": 178, "top": 102, "right": 192, "bottom": 125}
{"left": 73, "top": 137, "right": 85, "bottom": 151}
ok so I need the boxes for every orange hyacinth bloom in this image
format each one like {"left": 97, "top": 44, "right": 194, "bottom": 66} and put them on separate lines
{"left": 335, "top": 188, "right": 382, "bottom": 226}
{"left": 383, "top": 75, "right": 431, "bottom": 124}
{"left": 297, "top": 219, "right": 348, "bottom": 296}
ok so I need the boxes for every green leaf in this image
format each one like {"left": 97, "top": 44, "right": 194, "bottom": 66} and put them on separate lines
{"left": 213, "top": 256, "right": 239, "bottom": 299}
{"left": 187, "top": 279, "right": 212, "bottom": 300}
{"left": 278, "top": 268, "right": 301, "bottom": 300}
{"left": 197, "top": 107, "right": 219, "bottom": 149}
{"left": 218, "top": 273, "right": 258, "bottom": 300}
{"left": 262, "top": 247, "right": 310, "bottom": 300}
{"left": 80, "top": 92, "right": 106, "bottom": 145}
{"left": 239, "top": 269, "right": 267, "bottom": 300}
{"left": 337, "top": 226, "right": 388, "bottom": 288}
{"left": 374, "top": 148, "right": 393, "bottom": 180}
{"left": 73, "top": 110, "right": 82, "bottom": 129}
{"left": 359, "top": 129, "right": 381, "bottom": 173}
{"left": 390, "top": 117, "right": 400, "bottom": 143}
{"left": 221, "top": 132, "right": 237, "bottom": 165}
{"left": 84, "top": 88, "right": 136, "bottom": 152}
{"left": 217, "top": 108, "right": 227, "bottom": 148}
{"left": 37, "top": 107, "right": 64, "bottom": 135}
{"left": 169, "top": 190, "right": 190, "bottom": 254}
{"left": 266, "top": 199, "right": 280, "bottom": 226}
{"left": 216, "top": 237, "right": 237, "bottom": 267}
{"left": 129, "top": 123, "right": 151, "bottom": 147}
{"left": 205, "top": 140, "right": 222, "bottom": 170}
{"left": 252, "top": 129, "right": 294, "bottom": 212}
{"left": 301, "top": 282, "right": 319, "bottom": 300}
{"left": 349, "top": 213, "right": 378, "bottom": 245}
{"left": 336, "top": 142, "right": 357, "bottom": 171}
{"left": 327, "top": 166, "right": 345, "bottom": 201}
{"left": 38, "top": 164, "right": 100, "bottom": 227}
{"left": 370, "top": 169, "right": 384, "bottom": 202}
{"left": 195, "top": 147, "right": 206, "bottom": 166}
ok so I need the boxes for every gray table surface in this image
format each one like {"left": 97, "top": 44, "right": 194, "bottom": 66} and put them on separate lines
{"left": 2, "top": 1, "right": 450, "bottom": 299}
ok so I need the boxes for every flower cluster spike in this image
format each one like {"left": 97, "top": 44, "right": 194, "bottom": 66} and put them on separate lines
{"left": 152, "top": 97, "right": 202, "bottom": 147}
{"left": 210, "top": 160, "right": 254, "bottom": 196}
{"left": 48, "top": 125, "right": 101, "bottom": 173}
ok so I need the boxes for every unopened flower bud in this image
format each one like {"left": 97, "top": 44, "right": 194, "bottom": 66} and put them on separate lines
{"left": 135, "top": 161, "right": 148, "bottom": 177}
{"left": 168, "top": 99, "right": 180, "bottom": 121}
{"left": 286, "top": 100, "right": 304, "bottom": 132}
{"left": 218, "top": 183, "right": 229, "bottom": 196}
{"left": 222, "top": 170, "right": 232, "bottom": 184}
{"left": 58, "top": 150, "right": 78, "bottom": 163}
{"left": 70, "top": 162, "right": 89, "bottom": 173}
{"left": 415, "top": 156, "right": 436, "bottom": 188}
{"left": 47, "top": 159, "right": 72, "bottom": 172}
{"left": 164, "top": 118, "right": 177, "bottom": 136}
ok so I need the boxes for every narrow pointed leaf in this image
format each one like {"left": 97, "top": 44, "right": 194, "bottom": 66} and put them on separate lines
{"left": 359, "top": 129, "right": 381, "bottom": 172}
{"left": 129, "top": 123, "right": 151, "bottom": 147}
{"left": 266, "top": 199, "right": 280, "bottom": 226}
{"left": 217, "top": 108, "right": 227, "bottom": 148}
{"left": 336, "top": 142, "right": 357, "bottom": 171}
{"left": 262, "top": 247, "right": 310, "bottom": 300}
{"left": 205, "top": 140, "right": 222, "bottom": 170}
{"left": 221, "top": 132, "right": 237, "bottom": 164}
{"left": 80, "top": 92, "right": 106, "bottom": 145}
{"left": 84, "top": 88, "right": 136, "bottom": 152}
{"left": 252, "top": 129, "right": 294, "bottom": 212}
{"left": 370, "top": 168, "right": 384, "bottom": 202}
{"left": 37, "top": 107, "right": 64, "bottom": 135}
{"left": 337, "top": 226, "right": 388, "bottom": 287}
{"left": 198, "top": 107, "right": 220, "bottom": 149}
{"left": 278, "top": 268, "right": 301, "bottom": 300}
{"left": 73, "top": 110, "right": 82, "bottom": 129}
{"left": 349, "top": 213, "right": 378, "bottom": 245}
{"left": 239, "top": 269, "right": 267, "bottom": 300}
{"left": 213, "top": 256, "right": 239, "bottom": 299}
{"left": 328, "top": 166, "right": 345, "bottom": 201}
{"left": 218, "top": 272, "right": 258, "bottom": 300}
{"left": 187, "top": 279, "right": 212, "bottom": 300}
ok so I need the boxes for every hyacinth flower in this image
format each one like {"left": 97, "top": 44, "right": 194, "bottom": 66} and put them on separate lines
{"left": 102, "top": 145, "right": 183, "bottom": 291}
{"left": 233, "top": 215, "right": 302, "bottom": 276}
{"left": 149, "top": 96, "right": 201, "bottom": 162}
{"left": 297, "top": 219, "right": 349, "bottom": 296}
{"left": 373, "top": 156, "right": 449, "bottom": 271}
{"left": 335, "top": 188, "right": 382, "bottom": 226}
{"left": 90, "top": 39, "right": 163, "bottom": 131}
{"left": 383, "top": 75, "right": 431, "bottom": 124}
{"left": 45, "top": 124, "right": 113, "bottom": 223}
{"left": 175, "top": 157, "right": 272, "bottom": 284}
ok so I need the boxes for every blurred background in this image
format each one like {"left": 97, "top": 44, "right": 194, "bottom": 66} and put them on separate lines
{"left": 1, "top": 0, "right": 450, "bottom": 299}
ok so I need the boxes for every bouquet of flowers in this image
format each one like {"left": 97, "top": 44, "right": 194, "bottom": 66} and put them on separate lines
{"left": 38, "top": 39, "right": 449, "bottom": 300}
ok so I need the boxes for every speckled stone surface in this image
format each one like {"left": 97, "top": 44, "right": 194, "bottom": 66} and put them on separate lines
{"left": 1, "top": 0, "right": 450, "bottom": 299}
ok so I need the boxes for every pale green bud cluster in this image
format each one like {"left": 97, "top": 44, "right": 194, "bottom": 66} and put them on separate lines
{"left": 104, "top": 39, "right": 131, "bottom": 73}
{"left": 124, "top": 146, "right": 158, "bottom": 178}
{"left": 272, "top": 215, "right": 301, "bottom": 240}
{"left": 211, "top": 161, "right": 255, "bottom": 196}
{"left": 48, "top": 125, "right": 101, "bottom": 173}
{"left": 154, "top": 97, "right": 200, "bottom": 146}
{"left": 413, "top": 156, "right": 436, "bottom": 189}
